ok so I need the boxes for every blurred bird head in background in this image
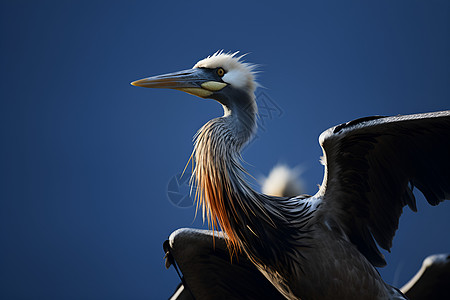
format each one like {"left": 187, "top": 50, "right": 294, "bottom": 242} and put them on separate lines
{"left": 261, "top": 164, "right": 306, "bottom": 198}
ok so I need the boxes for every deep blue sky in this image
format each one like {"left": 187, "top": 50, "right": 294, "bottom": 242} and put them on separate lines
{"left": 1, "top": 1, "right": 449, "bottom": 299}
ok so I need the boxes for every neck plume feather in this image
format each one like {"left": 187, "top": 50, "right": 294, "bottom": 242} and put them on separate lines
{"left": 191, "top": 108, "right": 314, "bottom": 266}
{"left": 192, "top": 114, "right": 252, "bottom": 256}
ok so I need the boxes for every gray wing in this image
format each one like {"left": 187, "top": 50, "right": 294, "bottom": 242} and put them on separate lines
{"left": 317, "top": 111, "right": 450, "bottom": 267}
{"left": 165, "top": 228, "right": 285, "bottom": 300}
{"left": 401, "top": 254, "right": 450, "bottom": 300}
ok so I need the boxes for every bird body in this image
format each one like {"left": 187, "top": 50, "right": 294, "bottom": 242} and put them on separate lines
{"left": 132, "top": 52, "right": 450, "bottom": 299}
{"left": 191, "top": 113, "right": 406, "bottom": 299}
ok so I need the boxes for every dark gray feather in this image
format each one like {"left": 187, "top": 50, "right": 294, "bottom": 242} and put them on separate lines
{"left": 318, "top": 111, "right": 450, "bottom": 266}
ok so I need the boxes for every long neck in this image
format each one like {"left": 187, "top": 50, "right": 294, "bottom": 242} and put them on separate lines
{"left": 192, "top": 94, "right": 313, "bottom": 274}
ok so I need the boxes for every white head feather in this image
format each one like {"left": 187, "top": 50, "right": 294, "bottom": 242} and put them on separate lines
{"left": 194, "top": 51, "right": 258, "bottom": 94}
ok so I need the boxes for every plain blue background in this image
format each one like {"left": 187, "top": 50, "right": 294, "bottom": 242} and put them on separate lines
{"left": 1, "top": 1, "right": 449, "bottom": 299}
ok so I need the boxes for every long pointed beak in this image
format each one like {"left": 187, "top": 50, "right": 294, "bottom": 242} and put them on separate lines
{"left": 131, "top": 68, "right": 227, "bottom": 98}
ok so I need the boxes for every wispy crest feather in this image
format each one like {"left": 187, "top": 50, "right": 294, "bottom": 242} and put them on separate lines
{"left": 194, "top": 50, "right": 260, "bottom": 93}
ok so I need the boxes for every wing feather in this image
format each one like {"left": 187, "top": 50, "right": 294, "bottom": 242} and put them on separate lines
{"left": 401, "top": 253, "right": 450, "bottom": 299}
{"left": 166, "top": 228, "right": 285, "bottom": 300}
{"left": 317, "top": 111, "right": 450, "bottom": 266}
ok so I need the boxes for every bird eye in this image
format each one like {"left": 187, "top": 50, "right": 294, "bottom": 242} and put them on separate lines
{"left": 217, "top": 67, "right": 225, "bottom": 77}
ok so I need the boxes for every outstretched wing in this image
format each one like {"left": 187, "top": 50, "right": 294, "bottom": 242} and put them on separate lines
{"left": 401, "top": 253, "right": 450, "bottom": 300}
{"left": 166, "top": 228, "right": 285, "bottom": 300}
{"left": 316, "top": 111, "right": 450, "bottom": 267}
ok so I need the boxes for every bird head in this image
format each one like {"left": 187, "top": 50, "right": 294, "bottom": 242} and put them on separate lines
{"left": 131, "top": 51, "right": 258, "bottom": 110}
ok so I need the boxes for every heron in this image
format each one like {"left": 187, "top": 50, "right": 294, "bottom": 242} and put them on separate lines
{"left": 132, "top": 51, "right": 450, "bottom": 299}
